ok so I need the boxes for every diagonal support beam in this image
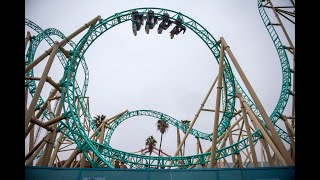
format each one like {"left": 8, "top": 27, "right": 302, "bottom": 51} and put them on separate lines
{"left": 221, "top": 37, "right": 294, "bottom": 166}
{"left": 25, "top": 31, "right": 31, "bottom": 51}
{"left": 243, "top": 101, "right": 287, "bottom": 166}
{"left": 25, "top": 42, "right": 59, "bottom": 132}
{"left": 237, "top": 91, "right": 258, "bottom": 167}
{"left": 210, "top": 38, "right": 225, "bottom": 168}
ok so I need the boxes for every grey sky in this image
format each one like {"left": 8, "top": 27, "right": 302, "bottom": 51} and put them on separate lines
{"left": 26, "top": 0, "right": 294, "bottom": 160}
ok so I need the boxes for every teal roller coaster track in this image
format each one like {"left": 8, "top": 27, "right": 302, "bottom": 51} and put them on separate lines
{"left": 25, "top": 0, "right": 293, "bottom": 168}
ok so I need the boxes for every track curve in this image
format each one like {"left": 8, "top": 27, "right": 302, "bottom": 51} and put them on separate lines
{"left": 26, "top": 2, "right": 293, "bottom": 168}
{"left": 59, "top": 5, "right": 291, "bottom": 168}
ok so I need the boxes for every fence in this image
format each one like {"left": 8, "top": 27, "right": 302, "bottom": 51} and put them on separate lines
{"left": 25, "top": 166, "right": 295, "bottom": 180}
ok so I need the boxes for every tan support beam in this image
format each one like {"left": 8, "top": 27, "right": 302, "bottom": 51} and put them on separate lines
{"left": 201, "top": 108, "right": 242, "bottom": 116}
{"left": 25, "top": 133, "right": 52, "bottom": 166}
{"left": 237, "top": 153, "right": 244, "bottom": 168}
{"left": 89, "top": 109, "right": 128, "bottom": 140}
{"left": 90, "top": 124, "right": 103, "bottom": 140}
{"left": 204, "top": 116, "right": 243, "bottom": 168}
{"left": 37, "top": 101, "right": 57, "bottom": 166}
{"left": 80, "top": 152, "right": 87, "bottom": 168}
{"left": 25, "top": 86, "right": 28, "bottom": 115}
{"left": 25, "top": 48, "right": 52, "bottom": 74}
{"left": 49, "top": 95, "right": 61, "bottom": 101}
{"left": 30, "top": 114, "right": 65, "bottom": 130}
{"left": 236, "top": 123, "right": 253, "bottom": 166}
{"left": 228, "top": 124, "right": 236, "bottom": 163}
{"left": 99, "top": 122, "right": 106, "bottom": 144}
{"left": 238, "top": 92, "right": 258, "bottom": 167}
{"left": 102, "top": 109, "right": 128, "bottom": 124}
{"left": 223, "top": 158, "right": 229, "bottom": 168}
{"left": 201, "top": 109, "right": 224, "bottom": 113}
{"left": 196, "top": 138, "right": 200, "bottom": 169}
{"left": 43, "top": 114, "right": 66, "bottom": 127}
{"left": 29, "top": 127, "right": 34, "bottom": 158}
{"left": 291, "top": 63, "right": 295, "bottom": 128}
{"left": 25, "top": 31, "right": 31, "bottom": 51}
{"left": 219, "top": 159, "right": 225, "bottom": 168}
{"left": 210, "top": 39, "right": 225, "bottom": 168}
{"left": 221, "top": 37, "right": 294, "bottom": 166}
{"left": 73, "top": 159, "right": 81, "bottom": 168}
{"left": 26, "top": 86, "right": 35, "bottom": 156}
{"left": 25, "top": 133, "right": 50, "bottom": 161}
{"left": 236, "top": 120, "right": 245, "bottom": 142}
{"left": 189, "top": 117, "right": 243, "bottom": 169}
{"left": 273, "top": 153, "right": 280, "bottom": 166}
{"left": 176, "top": 128, "right": 182, "bottom": 156}
{"left": 261, "top": 143, "right": 264, "bottom": 167}
{"left": 249, "top": 119, "right": 274, "bottom": 167}
{"left": 243, "top": 102, "right": 287, "bottom": 166}
{"left": 48, "top": 130, "right": 65, "bottom": 166}
{"left": 267, "top": 0, "right": 295, "bottom": 49}
{"left": 173, "top": 74, "right": 219, "bottom": 158}
{"left": 260, "top": 138, "right": 274, "bottom": 166}
{"left": 25, "top": 15, "right": 101, "bottom": 75}
{"left": 280, "top": 115, "right": 295, "bottom": 136}
{"left": 197, "top": 138, "right": 203, "bottom": 154}
{"left": 30, "top": 117, "right": 54, "bottom": 131}
{"left": 281, "top": 115, "right": 295, "bottom": 161}
{"left": 59, "top": 46, "right": 70, "bottom": 58}
{"left": 25, "top": 42, "right": 60, "bottom": 132}
{"left": 25, "top": 89, "right": 58, "bottom": 137}
{"left": 60, "top": 16, "right": 101, "bottom": 47}
{"left": 62, "top": 149, "right": 80, "bottom": 167}
{"left": 86, "top": 97, "right": 90, "bottom": 113}
{"left": 25, "top": 76, "right": 61, "bottom": 92}
{"left": 39, "top": 100, "right": 63, "bottom": 166}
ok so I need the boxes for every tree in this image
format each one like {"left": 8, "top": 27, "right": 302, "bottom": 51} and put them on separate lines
{"left": 93, "top": 115, "right": 106, "bottom": 130}
{"left": 156, "top": 119, "right": 169, "bottom": 169}
{"left": 145, "top": 135, "right": 157, "bottom": 156}
{"left": 156, "top": 119, "right": 169, "bottom": 157}
{"left": 181, "top": 120, "right": 191, "bottom": 156}
{"left": 145, "top": 135, "right": 157, "bottom": 168}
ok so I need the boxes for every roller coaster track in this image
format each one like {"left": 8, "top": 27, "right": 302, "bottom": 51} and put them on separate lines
{"left": 25, "top": 19, "right": 90, "bottom": 160}
{"left": 26, "top": 0, "right": 293, "bottom": 168}
{"left": 25, "top": 19, "right": 89, "bottom": 120}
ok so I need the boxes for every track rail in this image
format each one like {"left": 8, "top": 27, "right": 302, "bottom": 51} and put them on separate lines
{"left": 26, "top": 1, "right": 293, "bottom": 168}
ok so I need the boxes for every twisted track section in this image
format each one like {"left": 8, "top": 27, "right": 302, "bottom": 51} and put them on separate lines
{"left": 60, "top": 8, "right": 236, "bottom": 168}
{"left": 58, "top": 5, "right": 292, "bottom": 168}
{"left": 25, "top": 19, "right": 90, "bottom": 159}
{"left": 26, "top": 2, "right": 293, "bottom": 168}
{"left": 25, "top": 18, "right": 89, "bottom": 119}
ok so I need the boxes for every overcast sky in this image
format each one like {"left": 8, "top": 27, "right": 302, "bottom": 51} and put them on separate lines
{"left": 26, "top": 0, "right": 294, "bottom": 160}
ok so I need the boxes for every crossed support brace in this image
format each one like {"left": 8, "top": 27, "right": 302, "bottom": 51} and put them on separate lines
{"left": 189, "top": 36, "right": 294, "bottom": 169}
{"left": 25, "top": 16, "right": 101, "bottom": 167}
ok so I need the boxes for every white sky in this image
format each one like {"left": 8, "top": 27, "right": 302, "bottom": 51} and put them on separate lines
{"left": 26, "top": 0, "right": 295, "bottom": 160}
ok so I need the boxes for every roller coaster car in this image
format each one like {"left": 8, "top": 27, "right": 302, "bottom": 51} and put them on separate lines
{"left": 169, "top": 25, "right": 186, "bottom": 39}
{"left": 145, "top": 10, "right": 158, "bottom": 34}
{"left": 169, "top": 17, "right": 186, "bottom": 39}
{"left": 131, "top": 10, "right": 144, "bottom": 36}
{"left": 157, "top": 13, "right": 173, "bottom": 34}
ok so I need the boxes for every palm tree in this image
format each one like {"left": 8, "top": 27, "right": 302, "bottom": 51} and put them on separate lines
{"left": 156, "top": 119, "right": 169, "bottom": 157}
{"left": 181, "top": 120, "right": 190, "bottom": 156}
{"left": 93, "top": 114, "right": 106, "bottom": 131}
{"left": 145, "top": 135, "right": 157, "bottom": 168}
{"left": 156, "top": 119, "right": 169, "bottom": 169}
{"left": 145, "top": 135, "right": 157, "bottom": 155}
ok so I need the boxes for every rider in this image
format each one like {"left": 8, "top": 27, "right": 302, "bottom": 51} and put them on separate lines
{"left": 170, "top": 18, "right": 186, "bottom": 39}
{"left": 157, "top": 13, "right": 172, "bottom": 33}
{"left": 131, "top": 10, "right": 144, "bottom": 31}
{"left": 145, "top": 10, "right": 158, "bottom": 33}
